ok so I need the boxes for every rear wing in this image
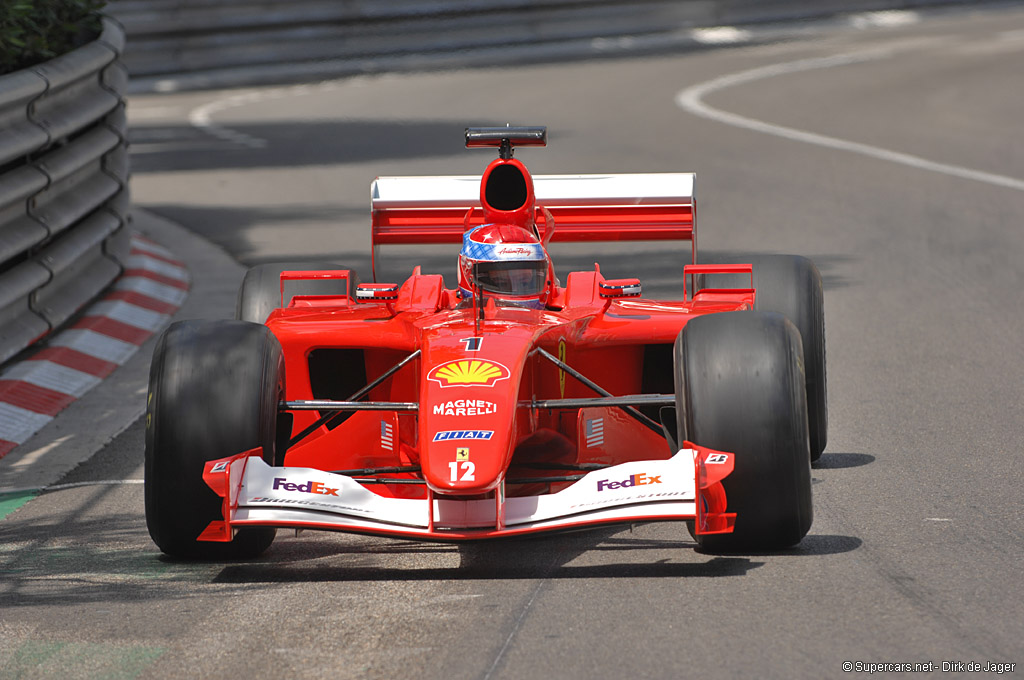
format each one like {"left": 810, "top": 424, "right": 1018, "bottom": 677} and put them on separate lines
{"left": 370, "top": 173, "right": 696, "bottom": 278}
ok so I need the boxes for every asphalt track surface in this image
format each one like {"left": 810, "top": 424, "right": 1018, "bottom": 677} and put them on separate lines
{"left": 2, "top": 6, "right": 1024, "bottom": 679}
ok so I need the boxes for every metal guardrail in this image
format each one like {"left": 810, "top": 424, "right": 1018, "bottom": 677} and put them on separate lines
{"left": 109, "top": 0, "right": 717, "bottom": 80}
{"left": 0, "top": 18, "right": 130, "bottom": 365}
{"left": 107, "top": 0, "right": 982, "bottom": 87}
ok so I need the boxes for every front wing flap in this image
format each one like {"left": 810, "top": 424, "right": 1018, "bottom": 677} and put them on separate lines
{"left": 199, "top": 442, "right": 734, "bottom": 541}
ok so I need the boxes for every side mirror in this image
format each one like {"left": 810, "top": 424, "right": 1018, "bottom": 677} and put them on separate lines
{"left": 599, "top": 278, "right": 641, "bottom": 299}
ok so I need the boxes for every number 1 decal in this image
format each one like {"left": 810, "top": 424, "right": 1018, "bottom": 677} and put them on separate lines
{"left": 448, "top": 460, "right": 476, "bottom": 482}
{"left": 461, "top": 337, "right": 483, "bottom": 351}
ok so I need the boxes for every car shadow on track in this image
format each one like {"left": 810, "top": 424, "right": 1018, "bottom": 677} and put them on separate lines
{"left": 208, "top": 527, "right": 862, "bottom": 584}
{"left": 212, "top": 554, "right": 764, "bottom": 585}
{"left": 698, "top": 534, "right": 864, "bottom": 559}
{"left": 814, "top": 452, "right": 875, "bottom": 469}
{"left": 212, "top": 557, "right": 761, "bottom": 583}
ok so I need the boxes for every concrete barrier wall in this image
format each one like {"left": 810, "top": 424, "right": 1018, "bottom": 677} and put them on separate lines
{"left": 0, "top": 19, "right": 130, "bottom": 365}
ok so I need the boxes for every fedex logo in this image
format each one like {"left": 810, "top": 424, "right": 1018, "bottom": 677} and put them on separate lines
{"left": 273, "top": 477, "right": 339, "bottom": 496}
{"left": 596, "top": 472, "right": 662, "bottom": 492}
{"left": 433, "top": 430, "right": 494, "bottom": 442}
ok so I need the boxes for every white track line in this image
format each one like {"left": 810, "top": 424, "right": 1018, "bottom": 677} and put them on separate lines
{"left": 189, "top": 95, "right": 269, "bottom": 149}
{"left": 675, "top": 48, "right": 1024, "bottom": 193}
{"left": 187, "top": 80, "right": 349, "bottom": 150}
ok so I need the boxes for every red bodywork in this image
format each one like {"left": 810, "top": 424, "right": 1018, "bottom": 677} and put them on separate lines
{"left": 274, "top": 274, "right": 747, "bottom": 491}
{"left": 200, "top": 151, "right": 750, "bottom": 542}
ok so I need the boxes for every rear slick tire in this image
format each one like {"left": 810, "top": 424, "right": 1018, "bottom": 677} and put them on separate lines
{"left": 145, "top": 320, "right": 283, "bottom": 559}
{"left": 675, "top": 311, "right": 813, "bottom": 552}
{"left": 697, "top": 253, "right": 827, "bottom": 461}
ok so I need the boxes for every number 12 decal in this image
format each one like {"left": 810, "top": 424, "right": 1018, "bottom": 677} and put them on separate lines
{"left": 449, "top": 460, "right": 476, "bottom": 482}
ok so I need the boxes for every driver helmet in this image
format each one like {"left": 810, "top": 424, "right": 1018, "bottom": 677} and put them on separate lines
{"left": 458, "top": 223, "right": 549, "bottom": 309}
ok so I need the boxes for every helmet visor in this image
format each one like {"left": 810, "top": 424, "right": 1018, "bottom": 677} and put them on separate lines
{"left": 474, "top": 260, "right": 547, "bottom": 296}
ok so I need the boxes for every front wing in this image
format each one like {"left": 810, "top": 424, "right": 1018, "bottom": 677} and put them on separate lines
{"left": 198, "top": 443, "right": 735, "bottom": 542}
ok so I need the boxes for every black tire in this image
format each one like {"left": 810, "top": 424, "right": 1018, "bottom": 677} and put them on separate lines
{"left": 145, "top": 320, "right": 284, "bottom": 559}
{"left": 675, "top": 311, "right": 813, "bottom": 551}
{"left": 237, "top": 262, "right": 356, "bottom": 323}
{"left": 697, "top": 254, "right": 826, "bottom": 461}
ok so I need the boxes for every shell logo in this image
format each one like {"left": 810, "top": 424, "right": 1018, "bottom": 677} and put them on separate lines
{"left": 427, "top": 359, "right": 511, "bottom": 388}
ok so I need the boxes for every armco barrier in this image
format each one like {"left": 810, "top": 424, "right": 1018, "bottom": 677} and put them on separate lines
{"left": 0, "top": 18, "right": 130, "bottom": 365}
{"left": 107, "top": 0, "right": 984, "bottom": 88}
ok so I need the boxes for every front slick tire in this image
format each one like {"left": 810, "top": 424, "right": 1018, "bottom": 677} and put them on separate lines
{"left": 145, "top": 320, "right": 283, "bottom": 559}
{"left": 676, "top": 311, "right": 813, "bottom": 552}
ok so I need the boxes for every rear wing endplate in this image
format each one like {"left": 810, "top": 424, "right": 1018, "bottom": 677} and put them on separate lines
{"left": 370, "top": 173, "right": 695, "bottom": 279}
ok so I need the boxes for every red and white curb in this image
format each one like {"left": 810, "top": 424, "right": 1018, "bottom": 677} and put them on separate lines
{"left": 0, "top": 234, "right": 189, "bottom": 459}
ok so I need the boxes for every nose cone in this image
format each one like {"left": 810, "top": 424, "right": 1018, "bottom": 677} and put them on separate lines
{"left": 418, "top": 331, "right": 536, "bottom": 495}
{"left": 421, "top": 380, "right": 514, "bottom": 494}
{"left": 480, "top": 158, "right": 535, "bottom": 229}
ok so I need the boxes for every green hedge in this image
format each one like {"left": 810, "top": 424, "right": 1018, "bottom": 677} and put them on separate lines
{"left": 1, "top": 0, "right": 107, "bottom": 74}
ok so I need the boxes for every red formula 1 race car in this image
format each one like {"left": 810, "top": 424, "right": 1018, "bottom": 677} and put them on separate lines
{"left": 144, "top": 126, "right": 825, "bottom": 559}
